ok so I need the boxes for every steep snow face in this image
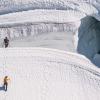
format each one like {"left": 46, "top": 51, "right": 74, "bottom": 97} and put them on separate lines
{"left": 0, "top": 48, "right": 100, "bottom": 100}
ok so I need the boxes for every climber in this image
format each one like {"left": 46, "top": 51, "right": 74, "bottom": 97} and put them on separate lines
{"left": 3, "top": 37, "right": 9, "bottom": 48}
{"left": 3, "top": 76, "right": 10, "bottom": 91}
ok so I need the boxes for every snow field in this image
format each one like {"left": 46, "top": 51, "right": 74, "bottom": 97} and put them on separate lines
{"left": 0, "top": 48, "right": 100, "bottom": 100}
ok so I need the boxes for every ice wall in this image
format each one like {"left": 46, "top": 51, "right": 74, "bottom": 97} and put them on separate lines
{"left": 0, "top": 22, "right": 76, "bottom": 40}
{"left": 77, "top": 16, "right": 100, "bottom": 67}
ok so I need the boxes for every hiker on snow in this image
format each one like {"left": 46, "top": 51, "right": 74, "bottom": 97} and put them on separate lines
{"left": 3, "top": 76, "right": 10, "bottom": 91}
{"left": 3, "top": 37, "right": 9, "bottom": 48}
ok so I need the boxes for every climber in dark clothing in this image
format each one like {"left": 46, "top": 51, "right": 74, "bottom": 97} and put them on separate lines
{"left": 3, "top": 76, "right": 10, "bottom": 91}
{"left": 4, "top": 37, "right": 9, "bottom": 48}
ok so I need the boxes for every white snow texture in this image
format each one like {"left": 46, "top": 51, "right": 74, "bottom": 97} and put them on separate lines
{"left": 0, "top": 48, "right": 100, "bottom": 100}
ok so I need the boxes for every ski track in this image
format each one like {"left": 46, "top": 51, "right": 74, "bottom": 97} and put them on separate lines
{"left": 0, "top": 48, "right": 100, "bottom": 100}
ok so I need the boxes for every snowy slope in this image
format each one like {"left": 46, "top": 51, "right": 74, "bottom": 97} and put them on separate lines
{"left": 0, "top": 48, "right": 100, "bottom": 100}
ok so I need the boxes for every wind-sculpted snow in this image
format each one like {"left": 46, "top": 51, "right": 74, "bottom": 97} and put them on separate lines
{"left": 0, "top": 48, "right": 100, "bottom": 100}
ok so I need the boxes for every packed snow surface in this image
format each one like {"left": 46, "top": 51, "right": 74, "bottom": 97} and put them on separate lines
{"left": 0, "top": 48, "right": 100, "bottom": 100}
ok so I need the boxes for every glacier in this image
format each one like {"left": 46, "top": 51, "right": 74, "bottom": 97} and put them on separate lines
{"left": 0, "top": 1, "right": 100, "bottom": 66}
{"left": 0, "top": 0, "right": 100, "bottom": 99}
